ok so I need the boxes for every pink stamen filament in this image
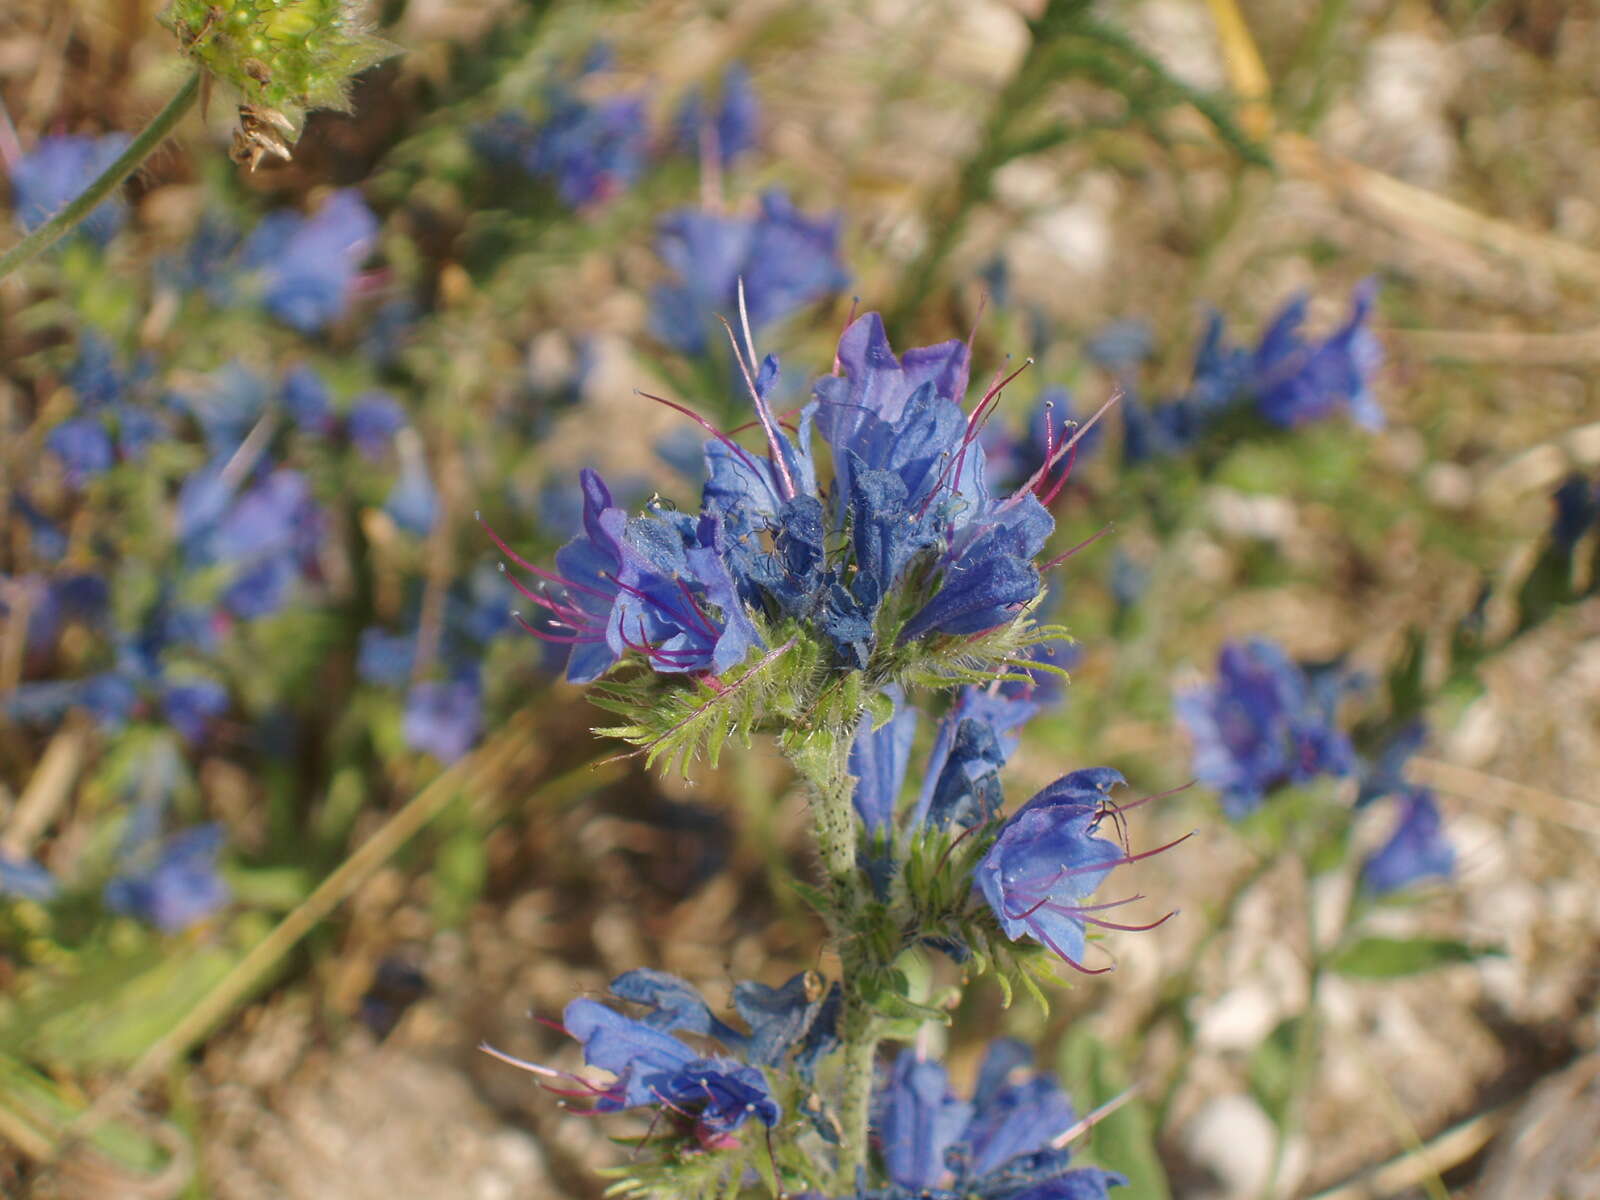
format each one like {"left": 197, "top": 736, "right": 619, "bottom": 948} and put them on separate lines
{"left": 1041, "top": 523, "right": 1113, "bottom": 573}
{"left": 637, "top": 389, "right": 776, "bottom": 505}
{"left": 1006, "top": 391, "right": 1120, "bottom": 511}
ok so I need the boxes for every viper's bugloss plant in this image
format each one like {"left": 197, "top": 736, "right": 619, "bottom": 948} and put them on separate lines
{"left": 482, "top": 308, "right": 1180, "bottom": 1195}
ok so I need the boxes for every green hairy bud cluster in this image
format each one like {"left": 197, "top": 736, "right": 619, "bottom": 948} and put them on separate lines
{"left": 161, "top": 0, "right": 396, "bottom": 167}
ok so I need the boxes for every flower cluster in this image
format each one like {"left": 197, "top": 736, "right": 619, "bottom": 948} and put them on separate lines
{"left": 651, "top": 191, "right": 848, "bottom": 357}
{"left": 501, "top": 313, "right": 1083, "bottom": 689}
{"left": 1106, "top": 281, "right": 1382, "bottom": 463}
{"left": 491, "top": 968, "right": 837, "bottom": 1148}
{"left": 863, "top": 1041, "right": 1125, "bottom": 1200}
{"left": 1175, "top": 639, "right": 1356, "bottom": 819}
{"left": 475, "top": 50, "right": 763, "bottom": 211}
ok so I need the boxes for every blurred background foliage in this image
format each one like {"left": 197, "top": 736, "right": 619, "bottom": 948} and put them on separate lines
{"left": 1, "top": 0, "right": 1598, "bottom": 1196}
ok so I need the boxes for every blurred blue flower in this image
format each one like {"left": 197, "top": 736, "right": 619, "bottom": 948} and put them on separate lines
{"left": 69, "top": 333, "right": 126, "bottom": 408}
{"left": 0, "top": 853, "right": 58, "bottom": 902}
{"left": 385, "top": 450, "right": 440, "bottom": 536}
{"left": 105, "top": 824, "right": 229, "bottom": 932}
{"left": 675, "top": 63, "right": 759, "bottom": 165}
{"left": 167, "top": 362, "right": 270, "bottom": 454}
{"left": 528, "top": 84, "right": 650, "bottom": 209}
{"left": 403, "top": 678, "right": 482, "bottom": 762}
{"left": 281, "top": 365, "right": 335, "bottom": 433}
{"left": 1085, "top": 319, "right": 1154, "bottom": 373}
{"left": 873, "top": 1041, "right": 1126, "bottom": 1198}
{"left": 1175, "top": 640, "right": 1357, "bottom": 818}
{"left": 1253, "top": 279, "right": 1383, "bottom": 430}
{"left": 1551, "top": 472, "right": 1600, "bottom": 550}
{"left": 12, "top": 492, "right": 67, "bottom": 560}
{"left": 651, "top": 191, "right": 848, "bottom": 355}
{"left": 10, "top": 134, "right": 130, "bottom": 244}
{"left": 975, "top": 767, "right": 1167, "bottom": 971}
{"left": 1362, "top": 788, "right": 1454, "bottom": 895}
{"left": 347, "top": 391, "right": 406, "bottom": 458}
{"left": 357, "top": 628, "right": 417, "bottom": 686}
{"left": 46, "top": 418, "right": 115, "bottom": 486}
{"left": 241, "top": 189, "right": 378, "bottom": 333}
{"left": 182, "top": 465, "right": 323, "bottom": 620}
{"left": 161, "top": 678, "right": 229, "bottom": 744}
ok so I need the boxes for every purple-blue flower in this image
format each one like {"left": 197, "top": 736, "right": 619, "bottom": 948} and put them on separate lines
{"left": 10, "top": 134, "right": 130, "bottom": 244}
{"left": 403, "top": 679, "right": 482, "bottom": 762}
{"left": 46, "top": 418, "right": 115, "bottom": 486}
{"left": 495, "top": 969, "right": 815, "bottom": 1148}
{"left": 1362, "top": 788, "right": 1455, "bottom": 895}
{"left": 651, "top": 191, "right": 848, "bottom": 355}
{"left": 347, "top": 391, "right": 406, "bottom": 458}
{"left": 850, "top": 685, "right": 918, "bottom": 832}
{"left": 494, "top": 468, "right": 762, "bottom": 683}
{"left": 104, "top": 824, "right": 230, "bottom": 932}
{"left": 527, "top": 81, "right": 650, "bottom": 209}
{"left": 281, "top": 365, "right": 335, "bottom": 433}
{"left": 0, "top": 854, "right": 58, "bottom": 902}
{"left": 873, "top": 1042, "right": 1126, "bottom": 1198}
{"left": 1176, "top": 640, "right": 1357, "bottom": 818}
{"left": 976, "top": 768, "right": 1178, "bottom": 971}
{"left": 241, "top": 190, "right": 378, "bottom": 333}
{"left": 675, "top": 63, "right": 760, "bottom": 165}
{"left": 161, "top": 678, "right": 229, "bottom": 744}
{"left": 1253, "top": 279, "right": 1383, "bottom": 430}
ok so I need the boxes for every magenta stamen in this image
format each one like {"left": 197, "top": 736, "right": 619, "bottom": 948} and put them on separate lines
{"left": 1080, "top": 909, "right": 1177, "bottom": 934}
{"left": 1042, "top": 523, "right": 1113, "bottom": 572}
{"left": 1008, "top": 391, "right": 1120, "bottom": 508}
{"left": 512, "top": 614, "right": 604, "bottom": 645}
{"left": 1037, "top": 443, "right": 1079, "bottom": 506}
{"left": 1031, "top": 925, "right": 1114, "bottom": 975}
{"left": 674, "top": 578, "right": 721, "bottom": 639}
{"left": 637, "top": 389, "right": 773, "bottom": 499}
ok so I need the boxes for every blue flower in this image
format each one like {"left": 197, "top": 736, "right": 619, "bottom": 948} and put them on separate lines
{"left": 161, "top": 678, "right": 229, "bottom": 744}
{"left": 104, "top": 825, "right": 230, "bottom": 932}
{"left": 976, "top": 768, "right": 1177, "bottom": 970}
{"left": 166, "top": 362, "right": 270, "bottom": 454}
{"left": 385, "top": 449, "right": 440, "bottom": 536}
{"left": 651, "top": 191, "right": 848, "bottom": 355}
{"left": 11, "top": 134, "right": 130, "bottom": 244}
{"left": 497, "top": 469, "right": 762, "bottom": 682}
{"left": 1253, "top": 279, "right": 1383, "bottom": 430}
{"left": 281, "top": 365, "right": 335, "bottom": 433}
{"left": 675, "top": 63, "right": 760, "bottom": 165}
{"left": 1550, "top": 472, "right": 1599, "bottom": 550}
{"left": 527, "top": 82, "right": 650, "bottom": 209}
{"left": 46, "top": 418, "right": 115, "bottom": 486}
{"left": 877, "top": 1053, "right": 974, "bottom": 1191}
{"left": 357, "top": 628, "right": 417, "bottom": 686}
{"left": 347, "top": 391, "right": 406, "bottom": 458}
{"left": 1362, "top": 788, "right": 1454, "bottom": 895}
{"left": 182, "top": 466, "right": 324, "bottom": 620}
{"left": 530, "top": 972, "right": 793, "bottom": 1145}
{"left": 241, "top": 189, "right": 378, "bottom": 333}
{"left": 872, "top": 1042, "right": 1126, "bottom": 1198}
{"left": 1175, "top": 640, "right": 1356, "bottom": 819}
{"left": 0, "top": 854, "right": 58, "bottom": 902}
{"left": 850, "top": 685, "right": 918, "bottom": 833}
{"left": 403, "top": 679, "right": 482, "bottom": 762}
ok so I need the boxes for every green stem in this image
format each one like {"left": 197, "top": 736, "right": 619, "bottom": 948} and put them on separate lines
{"left": 786, "top": 731, "right": 881, "bottom": 1189}
{"left": 0, "top": 70, "right": 201, "bottom": 281}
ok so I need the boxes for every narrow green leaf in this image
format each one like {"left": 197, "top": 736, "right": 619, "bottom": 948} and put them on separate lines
{"left": 1329, "top": 935, "right": 1500, "bottom": 979}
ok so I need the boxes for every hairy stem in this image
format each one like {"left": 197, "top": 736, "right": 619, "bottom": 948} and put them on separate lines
{"left": 0, "top": 70, "right": 201, "bottom": 281}
{"left": 786, "top": 729, "right": 882, "bottom": 1188}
